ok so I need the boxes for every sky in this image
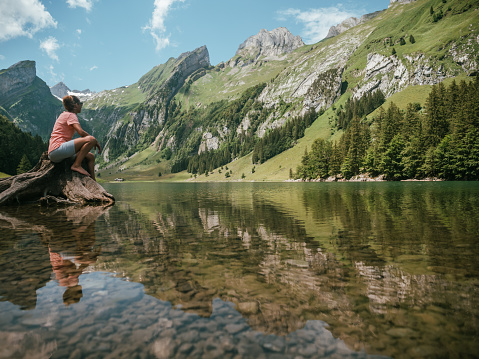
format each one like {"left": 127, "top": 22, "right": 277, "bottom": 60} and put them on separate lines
{"left": 0, "top": 0, "right": 390, "bottom": 93}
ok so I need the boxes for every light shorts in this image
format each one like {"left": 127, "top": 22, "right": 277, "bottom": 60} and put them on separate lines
{"left": 48, "top": 140, "right": 77, "bottom": 163}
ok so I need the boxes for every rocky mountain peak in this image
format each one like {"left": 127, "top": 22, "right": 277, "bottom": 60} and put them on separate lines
{"left": 50, "top": 82, "right": 70, "bottom": 99}
{"left": 325, "top": 10, "right": 384, "bottom": 39}
{"left": 0, "top": 60, "right": 36, "bottom": 98}
{"left": 178, "top": 45, "right": 209, "bottom": 63}
{"left": 50, "top": 82, "right": 96, "bottom": 101}
{"left": 325, "top": 18, "right": 361, "bottom": 39}
{"left": 169, "top": 45, "right": 210, "bottom": 95}
{"left": 236, "top": 27, "right": 304, "bottom": 58}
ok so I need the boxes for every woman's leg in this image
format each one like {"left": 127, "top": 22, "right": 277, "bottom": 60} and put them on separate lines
{"left": 85, "top": 152, "right": 96, "bottom": 180}
{"left": 72, "top": 136, "right": 97, "bottom": 177}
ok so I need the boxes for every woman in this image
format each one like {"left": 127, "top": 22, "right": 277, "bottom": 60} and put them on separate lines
{"left": 48, "top": 95, "right": 101, "bottom": 180}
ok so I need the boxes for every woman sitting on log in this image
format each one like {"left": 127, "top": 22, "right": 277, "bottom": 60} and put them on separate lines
{"left": 48, "top": 95, "right": 101, "bottom": 180}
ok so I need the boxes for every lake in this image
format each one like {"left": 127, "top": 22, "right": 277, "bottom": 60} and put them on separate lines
{"left": 1, "top": 182, "right": 478, "bottom": 358}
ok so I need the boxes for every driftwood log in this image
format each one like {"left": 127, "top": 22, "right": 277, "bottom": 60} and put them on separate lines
{"left": 0, "top": 152, "right": 114, "bottom": 206}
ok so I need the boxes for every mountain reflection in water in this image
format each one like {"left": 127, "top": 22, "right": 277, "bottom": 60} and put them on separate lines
{"left": 0, "top": 182, "right": 478, "bottom": 358}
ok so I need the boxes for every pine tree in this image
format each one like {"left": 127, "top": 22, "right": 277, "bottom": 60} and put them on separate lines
{"left": 434, "top": 135, "right": 455, "bottom": 180}
{"left": 381, "top": 102, "right": 402, "bottom": 146}
{"left": 401, "top": 138, "right": 424, "bottom": 179}
{"left": 16, "top": 154, "right": 31, "bottom": 174}
{"left": 381, "top": 135, "right": 406, "bottom": 180}
{"left": 448, "top": 80, "right": 460, "bottom": 122}
{"left": 403, "top": 103, "right": 422, "bottom": 141}
{"left": 400, "top": 103, "right": 424, "bottom": 178}
{"left": 308, "top": 138, "right": 333, "bottom": 179}
{"left": 422, "top": 147, "right": 437, "bottom": 178}
{"left": 423, "top": 83, "right": 449, "bottom": 148}
{"left": 330, "top": 143, "right": 343, "bottom": 176}
{"left": 409, "top": 34, "right": 416, "bottom": 44}
{"left": 298, "top": 147, "right": 313, "bottom": 179}
{"left": 339, "top": 116, "right": 369, "bottom": 178}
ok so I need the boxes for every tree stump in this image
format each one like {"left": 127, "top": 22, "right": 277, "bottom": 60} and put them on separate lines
{"left": 0, "top": 152, "right": 115, "bottom": 206}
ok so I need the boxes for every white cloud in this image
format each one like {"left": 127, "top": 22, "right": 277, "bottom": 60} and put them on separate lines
{"left": 278, "top": 6, "right": 361, "bottom": 44}
{"left": 90, "top": 65, "right": 98, "bottom": 71}
{"left": 143, "top": 0, "right": 185, "bottom": 51}
{"left": 48, "top": 64, "right": 57, "bottom": 79}
{"left": 76, "top": 29, "right": 82, "bottom": 35}
{"left": 0, "top": 0, "right": 57, "bottom": 41}
{"left": 47, "top": 64, "right": 64, "bottom": 84}
{"left": 0, "top": 55, "right": 5, "bottom": 60}
{"left": 66, "top": 0, "right": 93, "bottom": 12}
{"left": 40, "top": 36, "right": 60, "bottom": 61}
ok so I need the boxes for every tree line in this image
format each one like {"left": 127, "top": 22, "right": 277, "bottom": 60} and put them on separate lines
{"left": 335, "top": 90, "right": 385, "bottom": 129}
{"left": 296, "top": 77, "right": 479, "bottom": 180}
{"left": 0, "top": 114, "right": 47, "bottom": 175}
{"left": 252, "top": 109, "right": 318, "bottom": 164}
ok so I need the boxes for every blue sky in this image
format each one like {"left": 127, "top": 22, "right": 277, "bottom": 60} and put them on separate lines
{"left": 0, "top": 0, "right": 389, "bottom": 92}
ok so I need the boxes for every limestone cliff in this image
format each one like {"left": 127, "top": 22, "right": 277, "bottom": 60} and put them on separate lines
{"left": 0, "top": 61, "right": 36, "bottom": 99}
{"left": 325, "top": 17, "right": 361, "bottom": 40}
{"left": 325, "top": 11, "right": 384, "bottom": 39}
{"left": 258, "top": 27, "right": 367, "bottom": 114}
{"left": 0, "top": 61, "right": 62, "bottom": 138}
{"left": 352, "top": 52, "right": 449, "bottom": 99}
{"left": 230, "top": 28, "right": 304, "bottom": 67}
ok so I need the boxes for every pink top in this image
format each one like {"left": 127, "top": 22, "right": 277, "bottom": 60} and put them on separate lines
{"left": 48, "top": 112, "right": 80, "bottom": 153}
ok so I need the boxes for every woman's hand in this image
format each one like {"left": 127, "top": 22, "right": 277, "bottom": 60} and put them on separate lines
{"left": 72, "top": 123, "right": 101, "bottom": 153}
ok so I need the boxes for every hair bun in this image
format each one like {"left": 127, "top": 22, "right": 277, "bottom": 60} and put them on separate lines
{"left": 62, "top": 95, "right": 76, "bottom": 112}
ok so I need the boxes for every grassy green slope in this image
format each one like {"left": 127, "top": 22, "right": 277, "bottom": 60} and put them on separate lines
{"left": 344, "top": 0, "right": 479, "bottom": 87}
{"left": 137, "top": 57, "right": 179, "bottom": 97}
{"left": 82, "top": 60, "right": 181, "bottom": 130}
{"left": 175, "top": 56, "right": 293, "bottom": 107}
{"left": 84, "top": 83, "right": 145, "bottom": 110}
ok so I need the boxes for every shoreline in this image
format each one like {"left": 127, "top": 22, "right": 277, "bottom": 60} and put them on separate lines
{"left": 102, "top": 176, "right": 452, "bottom": 184}
{"left": 286, "top": 174, "right": 444, "bottom": 183}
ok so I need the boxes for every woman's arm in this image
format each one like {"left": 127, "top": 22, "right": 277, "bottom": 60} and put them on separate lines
{"left": 72, "top": 123, "right": 90, "bottom": 137}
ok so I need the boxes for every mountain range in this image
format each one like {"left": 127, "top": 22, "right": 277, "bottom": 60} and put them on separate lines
{"left": 0, "top": 0, "right": 478, "bottom": 181}
{"left": 50, "top": 82, "right": 95, "bottom": 101}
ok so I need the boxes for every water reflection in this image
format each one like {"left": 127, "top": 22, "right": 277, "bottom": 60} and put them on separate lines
{"left": 0, "top": 182, "right": 478, "bottom": 358}
{"left": 0, "top": 205, "right": 108, "bottom": 308}
{"left": 96, "top": 182, "right": 479, "bottom": 358}
{"left": 94, "top": 198, "right": 322, "bottom": 336}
